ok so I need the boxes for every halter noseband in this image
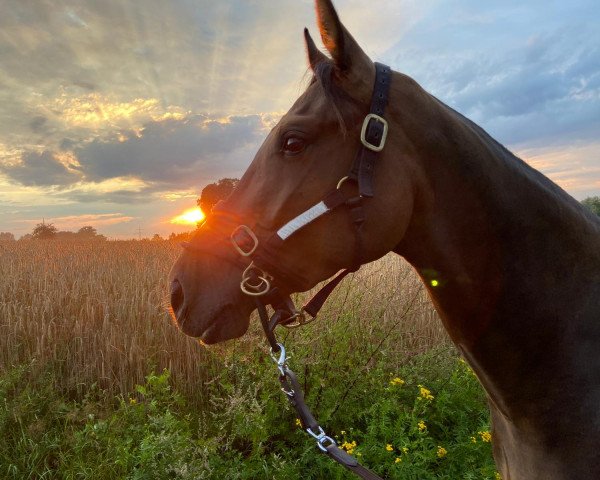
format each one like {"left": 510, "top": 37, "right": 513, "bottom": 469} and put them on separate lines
{"left": 184, "top": 62, "right": 391, "bottom": 329}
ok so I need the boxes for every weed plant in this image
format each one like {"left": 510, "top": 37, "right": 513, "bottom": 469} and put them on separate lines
{"left": 0, "top": 241, "right": 497, "bottom": 478}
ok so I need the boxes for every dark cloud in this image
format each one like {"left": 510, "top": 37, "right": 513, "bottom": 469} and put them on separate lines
{"left": 30, "top": 116, "right": 48, "bottom": 133}
{"left": 62, "top": 189, "right": 155, "bottom": 205}
{"left": 0, "top": 150, "right": 81, "bottom": 186}
{"left": 1, "top": 113, "right": 268, "bottom": 203}
{"left": 71, "top": 80, "right": 96, "bottom": 91}
{"left": 75, "top": 114, "right": 266, "bottom": 187}
{"left": 60, "top": 138, "right": 76, "bottom": 150}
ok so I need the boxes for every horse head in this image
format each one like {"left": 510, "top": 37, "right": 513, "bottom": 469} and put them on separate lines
{"left": 168, "top": 0, "right": 423, "bottom": 343}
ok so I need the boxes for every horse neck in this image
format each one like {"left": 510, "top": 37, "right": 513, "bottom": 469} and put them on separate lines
{"left": 391, "top": 82, "right": 600, "bottom": 418}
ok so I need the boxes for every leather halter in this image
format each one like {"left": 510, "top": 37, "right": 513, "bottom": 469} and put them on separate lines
{"left": 184, "top": 62, "right": 391, "bottom": 326}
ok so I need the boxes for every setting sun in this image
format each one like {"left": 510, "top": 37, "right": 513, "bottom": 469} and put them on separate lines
{"left": 171, "top": 207, "right": 205, "bottom": 225}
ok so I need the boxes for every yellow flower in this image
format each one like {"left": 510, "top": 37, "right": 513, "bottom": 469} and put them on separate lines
{"left": 479, "top": 430, "right": 492, "bottom": 443}
{"left": 341, "top": 430, "right": 346, "bottom": 435}
{"left": 402, "top": 447, "right": 408, "bottom": 454}
{"left": 418, "top": 385, "right": 434, "bottom": 400}
{"left": 418, "top": 420, "right": 427, "bottom": 432}
{"left": 495, "top": 473, "right": 502, "bottom": 480}
{"left": 395, "top": 457, "right": 402, "bottom": 463}
{"left": 386, "top": 443, "right": 394, "bottom": 451}
{"left": 470, "top": 436, "right": 477, "bottom": 443}
{"left": 128, "top": 397, "right": 137, "bottom": 405}
{"left": 340, "top": 440, "right": 357, "bottom": 455}
{"left": 295, "top": 418, "right": 302, "bottom": 428}
{"left": 389, "top": 377, "right": 405, "bottom": 386}
{"left": 437, "top": 446, "right": 447, "bottom": 458}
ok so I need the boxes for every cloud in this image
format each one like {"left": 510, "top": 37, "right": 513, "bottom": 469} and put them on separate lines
{"left": 14, "top": 213, "right": 134, "bottom": 231}
{"left": 49, "top": 213, "right": 134, "bottom": 230}
{"left": 47, "top": 94, "right": 186, "bottom": 131}
{"left": 0, "top": 112, "right": 270, "bottom": 200}
{"left": 74, "top": 114, "right": 268, "bottom": 187}
{"left": 385, "top": 0, "right": 600, "bottom": 147}
{"left": 0, "top": 150, "right": 81, "bottom": 186}
{"left": 29, "top": 116, "right": 48, "bottom": 133}
{"left": 518, "top": 142, "right": 600, "bottom": 199}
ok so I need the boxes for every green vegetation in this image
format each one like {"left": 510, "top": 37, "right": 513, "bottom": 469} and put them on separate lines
{"left": 0, "top": 352, "right": 495, "bottom": 479}
{"left": 581, "top": 196, "right": 600, "bottom": 216}
{"left": 0, "top": 241, "right": 497, "bottom": 478}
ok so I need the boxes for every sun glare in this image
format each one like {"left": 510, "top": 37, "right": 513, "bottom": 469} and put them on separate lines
{"left": 171, "top": 207, "right": 205, "bottom": 225}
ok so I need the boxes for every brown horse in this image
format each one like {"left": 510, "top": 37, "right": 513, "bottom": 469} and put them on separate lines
{"left": 169, "top": 0, "right": 600, "bottom": 478}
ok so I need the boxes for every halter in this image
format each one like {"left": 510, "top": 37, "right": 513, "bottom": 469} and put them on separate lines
{"left": 185, "top": 62, "right": 391, "bottom": 324}
{"left": 183, "top": 63, "right": 391, "bottom": 479}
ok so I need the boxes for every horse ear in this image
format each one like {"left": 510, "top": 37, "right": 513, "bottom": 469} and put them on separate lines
{"left": 304, "top": 28, "right": 328, "bottom": 71}
{"left": 314, "top": 0, "right": 370, "bottom": 72}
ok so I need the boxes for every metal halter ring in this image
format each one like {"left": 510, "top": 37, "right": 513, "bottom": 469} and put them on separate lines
{"left": 240, "top": 263, "right": 271, "bottom": 296}
{"left": 280, "top": 309, "right": 317, "bottom": 329}
{"left": 336, "top": 176, "right": 351, "bottom": 190}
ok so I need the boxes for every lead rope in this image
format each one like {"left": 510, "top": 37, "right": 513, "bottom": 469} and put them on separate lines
{"left": 256, "top": 300, "right": 386, "bottom": 480}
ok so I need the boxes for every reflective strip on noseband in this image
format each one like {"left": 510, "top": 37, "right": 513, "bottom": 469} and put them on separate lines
{"left": 276, "top": 201, "right": 329, "bottom": 240}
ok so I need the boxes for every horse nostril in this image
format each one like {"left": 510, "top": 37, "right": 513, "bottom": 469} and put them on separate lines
{"left": 170, "top": 279, "right": 184, "bottom": 314}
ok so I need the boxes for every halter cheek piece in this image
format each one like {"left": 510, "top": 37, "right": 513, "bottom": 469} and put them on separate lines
{"left": 183, "top": 63, "right": 391, "bottom": 480}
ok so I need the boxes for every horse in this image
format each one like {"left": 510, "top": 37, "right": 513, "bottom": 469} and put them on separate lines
{"left": 169, "top": 0, "right": 600, "bottom": 478}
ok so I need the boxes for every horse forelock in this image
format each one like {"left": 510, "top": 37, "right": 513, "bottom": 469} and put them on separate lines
{"left": 308, "top": 60, "right": 361, "bottom": 136}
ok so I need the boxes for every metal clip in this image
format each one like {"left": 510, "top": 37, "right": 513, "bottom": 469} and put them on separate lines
{"left": 270, "top": 343, "right": 287, "bottom": 378}
{"left": 270, "top": 343, "right": 286, "bottom": 366}
{"left": 307, "top": 426, "right": 336, "bottom": 452}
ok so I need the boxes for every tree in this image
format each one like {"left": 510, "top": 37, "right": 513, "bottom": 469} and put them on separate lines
{"left": 581, "top": 196, "right": 600, "bottom": 216}
{"left": 169, "top": 231, "right": 192, "bottom": 242}
{"left": 77, "top": 226, "right": 98, "bottom": 238}
{"left": 152, "top": 234, "right": 163, "bottom": 241}
{"left": 32, "top": 222, "right": 57, "bottom": 240}
{"left": 0, "top": 232, "right": 15, "bottom": 242}
{"left": 198, "top": 178, "right": 239, "bottom": 214}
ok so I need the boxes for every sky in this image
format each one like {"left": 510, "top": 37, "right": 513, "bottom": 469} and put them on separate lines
{"left": 0, "top": 0, "right": 598, "bottom": 238}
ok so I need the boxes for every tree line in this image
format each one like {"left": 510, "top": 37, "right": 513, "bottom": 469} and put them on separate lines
{"left": 16, "top": 223, "right": 108, "bottom": 241}
{"left": 1, "top": 187, "right": 597, "bottom": 242}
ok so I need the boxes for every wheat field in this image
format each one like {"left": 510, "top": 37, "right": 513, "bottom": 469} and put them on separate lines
{"left": 0, "top": 240, "right": 448, "bottom": 401}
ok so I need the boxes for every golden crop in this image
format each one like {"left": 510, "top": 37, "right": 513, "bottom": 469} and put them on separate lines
{"left": 0, "top": 240, "right": 447, "bottom": 400}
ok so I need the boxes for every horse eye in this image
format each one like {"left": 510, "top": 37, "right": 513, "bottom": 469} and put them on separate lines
{"left": 283, "top": 136, "right": 306, "bottom": 155}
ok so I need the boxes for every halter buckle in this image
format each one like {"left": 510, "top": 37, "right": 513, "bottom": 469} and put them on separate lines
{"left": 360, "top": 113, "right": 388, "bottom": 152}
{"left": 231, "top": 225, "right": 259, "bottom": 257}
